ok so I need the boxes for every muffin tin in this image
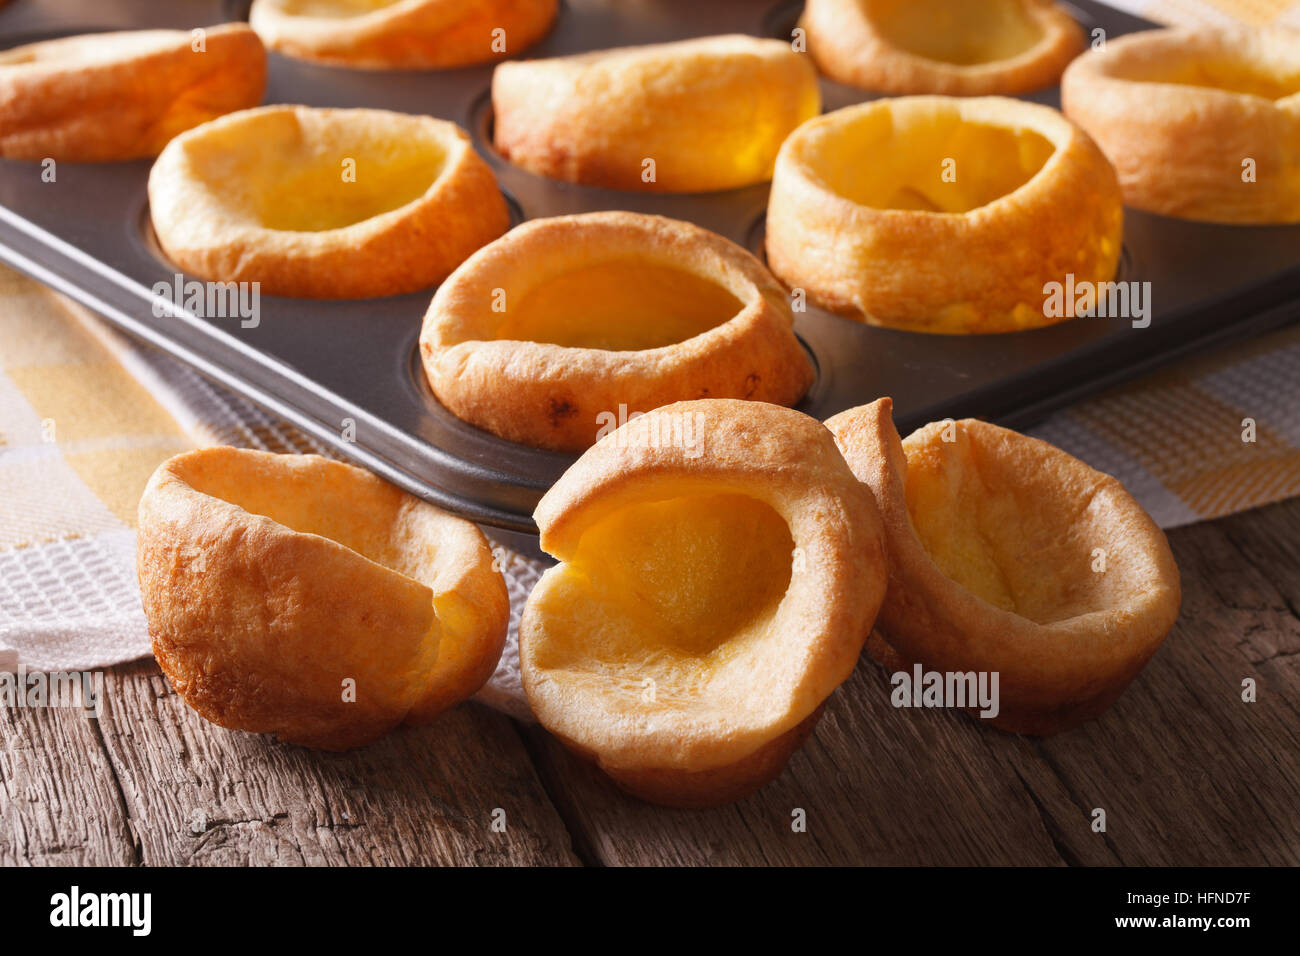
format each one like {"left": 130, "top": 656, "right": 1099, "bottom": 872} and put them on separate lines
{"left": 2, "top": 0, "right": 1299, "bottom": 540}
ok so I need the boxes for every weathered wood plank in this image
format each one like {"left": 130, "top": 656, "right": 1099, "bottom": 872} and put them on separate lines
{"left": 0, "top": 695, "right": 138, "bottom": 866}
{"left": 1020, "top": 500, "right": 1300, "bottom": 866}
{"left": 91, "top": 660, "right": 580, "bottom": 866}
{"left": 528, "top": 500, "right": 1300, "bottom": 865}
{"left": 523, "top": 655, "right": 1096, "bottom": 866}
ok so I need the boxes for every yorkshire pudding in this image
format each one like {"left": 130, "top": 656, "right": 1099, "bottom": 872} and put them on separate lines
{"left": 492, "top": 35, "right": 821, "bottom": 192}
{"left": 1063, "top": 28, "right": 1300, "bottom": 224}
{"left": 520, "top": 400, "right": 887, "bottom": 807}
{"left": 249, "top": 0, "right": 558, "bottom": 70}
{"left": 766, "top": 96, "right": 1123, "bottom": 333}
{"left": 0, "top": 25, "right": 265, "bottom": 161}
{"left": 827, "top": 399, "right": 1181, "bottom": 736}
{"left": 802, "top": 0, "right": 1083, "bottom": 96}
{"left": 149, "top": 105, "right": 508, "bottom": 299}
{"left": 420, "top": 212, "right": 814, "bottom": 452}
{"left": 137, "top": 448, "right": 508, "bottom": 750}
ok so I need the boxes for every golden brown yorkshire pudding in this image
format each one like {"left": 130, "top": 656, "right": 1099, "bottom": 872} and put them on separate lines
{"left": 249, "top": 0, "right": 558, "bottom": 70}
{"left": 148, "top": 105, "right": 508, "bottom": 299}
{"left": 826, "top": 399, "right": 1181, "bottom": 736}
{"left": 420, "top": 212, "right": 814, "bottom": 452}
{"left": 0, "top": 25, "right": 265, "bottom": 161}
{"left": 801, "top": 0, "right": 1083, "bottom": 96}
{"left": 1063, "top": 28, "right": 1300, "bottom": 224}
{"left": 520, "top": 400, "right": 887, "bottom": 807}
{"left": 766, "top": 96, "right": 1123, "bottom": 334}
{"left": 492, "top": 35, "right": 821, "bottom": 192}
{"left": 137, "top": 448, "right": 508, "bottom": 750}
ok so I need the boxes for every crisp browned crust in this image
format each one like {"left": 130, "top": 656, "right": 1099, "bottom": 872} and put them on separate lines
{"left": 802, "top": 0, "right": 1083, "bottom": 96}
{"left": 827, "top": 399, "right": 1181, "bottom": 736}
{"left": 250, "top": 0, "right": 557, "bottom": 70}
{"left": 148, "top": 105, "right": 508, "bottom": 299}
{"left": 136, "top": 448, "right": 508, "bottom": 750}
{"left": 582, "top": 706, "right": 824, "bottom": 809}
{"left": 766, "top": 95, "right": 1123, "bottom": 334}
{"left": 0, "top": 25, "right": 266, "bottom": 161}
{"left": 520, "top": 400, "right": 888, "bottom": 806}
{"left": 1063, "top": 28, "right": 1300, "bottom": 224}
{"left": 492, "top": 34, "right": 821, "bottom": 192}
{"left": 420, "top": 212, "right": 814, "bottom": 452}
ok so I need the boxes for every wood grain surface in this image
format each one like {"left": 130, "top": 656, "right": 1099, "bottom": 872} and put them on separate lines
{"left": 3, "top": 500, "right": 1298, "bottom": 866}
{"left": 2, "top": 661, "right": 579, "bottom": 866}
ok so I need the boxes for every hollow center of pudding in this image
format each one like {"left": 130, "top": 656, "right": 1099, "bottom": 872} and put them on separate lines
{"left": 494, "top": 261, "right": 744, "bottom": 351}
{"left": 189, "top": 113, "right": 449, "bottom": 232}
{"left": 869, "top": 0, "right": 1046, "bottom": 66}
{"left": 902, "top": 430, "right": 1114, "bottom": 624}
{"left": 556, "top": 493, "right": 794, "bottom": 661}
{"left": 810, "top": 108, "right": 1056, "bottom": 213}
{"left": 187, "top": 456, "right": 441, "bottom": 588}
{"left": 277, "top": 0, "right": 404, "bottom": 18}
{"left": 256, "top": 150, "right": 445, "bottom": 232}
{"left": 1115, "top": 53, "right": 1300, "bottom": 100}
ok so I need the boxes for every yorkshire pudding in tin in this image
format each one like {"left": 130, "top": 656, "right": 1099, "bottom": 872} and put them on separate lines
{"left": 249, "top": 0, "right": 558, "bottom": 70}
{"left": 492, "top": 34, "right": 821, "bottom": 192}
{"left": 802, "top": 0, "right": 1083, "bottom": 96}
{"left": 420, "top": 212, "right": 814, "bottom": 451}
{"left": 766, "top": 96, "right": 1123, "bottom": 333}
{"left": 1063, "top": 28, "right": 1300, "bottom": 224}
{"left": 0, "top": 25, "right": 265, "bottom": 161}
{"left": 148, "top": 105, "right": 508, "bottom": 298}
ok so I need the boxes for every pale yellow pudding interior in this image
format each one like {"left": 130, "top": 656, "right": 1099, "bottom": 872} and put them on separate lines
{"left": 901, "top": 428, "right": 1134, "bottom": 625}
{"left": 187, "top": 112, "right": 449, "bottom": 232}
{"left": 808, "top": 106, "right": 1057, "bottom": 213}
{"left": 1113, "top": 53, "right": 1300, "bottom": 100}
{"left": 176, "top": 452, "right": 444, "bottom": 591}
{"left": 867, "top": 0, "right": 1046, "bottom": 66}
{"left": 493, "top": 261, "right": 744, "bottom": 350}
{"left": 531, "top": 492, "right": 795, "bottom": 700}
{"left": 275, "top": 0, "right": 403, "bottom": 18}
{"left": 257, "top": 153, "right": 442, "bottom": 231}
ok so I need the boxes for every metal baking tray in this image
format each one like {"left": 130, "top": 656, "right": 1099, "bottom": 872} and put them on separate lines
{"left": 2, "top": 0, "right": 1299, "bottom": 544}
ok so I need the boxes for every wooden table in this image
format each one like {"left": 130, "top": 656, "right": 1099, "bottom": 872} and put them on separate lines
{"left": 3, "top": 498, "right": 1298, "bottom": 866}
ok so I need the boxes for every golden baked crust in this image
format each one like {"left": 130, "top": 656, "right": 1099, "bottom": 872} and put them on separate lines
{"left": 492, "top": 34, "right": 821, "bottom": 192}
{"left": 802, "top": 0, "right": 1083, "bottom": 96}
{"left": 137, "top": 448, "right": 508, "bottom": 750}
{"left": 1063, "top": 28, "right": 1300, "bottom": 224}
{"left": 827, "top": 399, "right": 1181, "bottom": 736}
{"left": 520, "top": 399, "right": 888, "bottom": 806}
{"left": 766, "top": 95, "right": 1123, "bottom": 334}
{"left": 600, "top": 707, "right": 826, "bottom": 809}
{"left": 148, "top": 105, "right": 508, "bottom": 299}
{"left": 249, "top": 0, "right": 557, "bottom": 70}
{"left": 420, "top": 212, "right": 814, "bottom": 452}
{"left": 0, "top": 25, "right": 265, "bottom": 161}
